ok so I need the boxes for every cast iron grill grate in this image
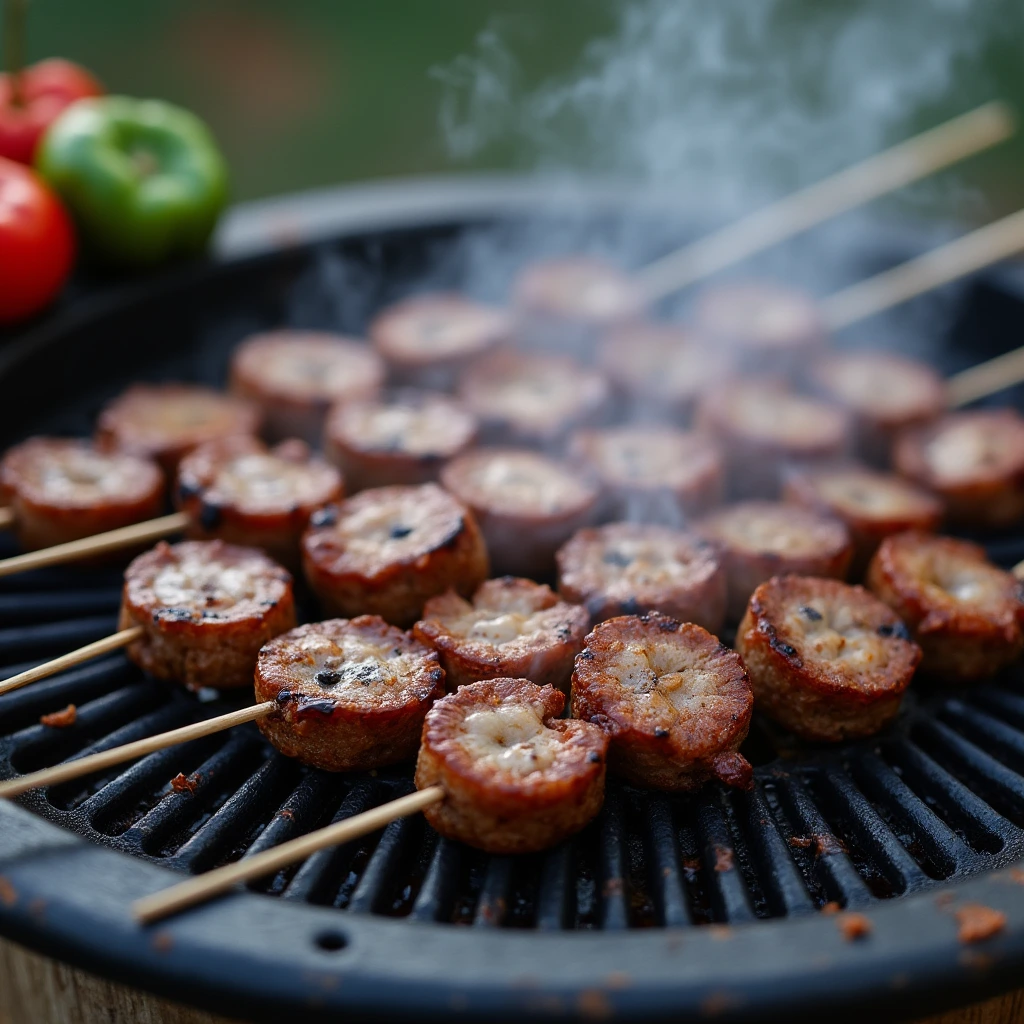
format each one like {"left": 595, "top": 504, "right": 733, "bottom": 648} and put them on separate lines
{"left": 4, "top": 544, "right": 1024, "bottom": 932}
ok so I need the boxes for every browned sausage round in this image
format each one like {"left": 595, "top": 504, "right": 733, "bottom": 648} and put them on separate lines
{"left": 229, "top": 330, "right": 384, "bottom": 443}
{"left": 369, "top": 293, "right": 510, "bottom": 389}
{"left": 119, "top": 540, "right": 297, "bottom": 691}
{"left": 323, "top": 390, "right": 477, "bottom": 493}
{"left": 441, "top": 448, "right": 599, "bottom": 579}
{"left": 414, "top": 577, "right": 589, "bottom": 692}
{"left": 568, "top": 425, "right": 724, "bottom": 522}
{"left": 0, "top": 437, "right": 165, "bottom": 551}
{"left": 695, "top": 501, "right": 853, "bottom": 623}
{"left": 301, "top": 483, "right": 489, "bottom": 628}
{"left": 736, "top": 575, "right": 921, "bottom": 742}
{"left": 894, "top": 410, "right": 1024, "bottom": 530}
{"left": 176, "top": 437, "right": 343, "bottom": 569}
{"left": 415, "top": 677, "right": 608, "bottom": 853}
{"left": 556, "top": 522, "right": 726, "bottom": 633}
{"left": 571, "top": 613, "right": 753, "bottom": 791}
{"left": 867, "top": 531, "right": 1024, "bottom": 683}
{"left": 97, "top": 384, "right": 260, "bottom": 476}
{"left": 254, "top": 616, "right": 445, "bottom": 772}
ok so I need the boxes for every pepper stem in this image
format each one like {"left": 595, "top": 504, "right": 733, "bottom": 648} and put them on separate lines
{"left": 4, "top": 0, "right": 27, "bottom": 107}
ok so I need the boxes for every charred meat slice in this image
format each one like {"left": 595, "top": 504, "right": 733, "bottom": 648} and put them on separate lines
{"left": 119, "top": 540, "right": 297, "bottom": 691}
{"left": 255, "top": 616, "right": 445, "bottom": 772}
{"left": 867, "top": 531, "right": 1024, "bottom": 682}
{"left": 570, "top": 613, "right": 753, "bottom": 792}
{"left": 415, "top": 677, "right": 608, "bottom": 853}
{"left": 414, "top": 577, "right": 589, "bottom": 692}
{"left": 736, "top": 575, "right": 920, "bottom": 742}
{"left": 301, "top": 483, "right": 489, "bottom": 628}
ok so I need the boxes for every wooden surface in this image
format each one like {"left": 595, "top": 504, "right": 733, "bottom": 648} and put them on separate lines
{"left": 1, "top": 933, "right": 1022, "bottom": 1023}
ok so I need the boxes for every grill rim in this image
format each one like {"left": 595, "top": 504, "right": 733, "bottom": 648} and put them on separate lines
{"left": 1, "top": 174, "right": 1024, "bottom": 1021}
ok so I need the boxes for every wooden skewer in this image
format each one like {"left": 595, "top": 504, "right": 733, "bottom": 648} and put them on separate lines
{"left": 635, "top": 101, "right": 1015, "bottom": 301}
{"left": 0, "top": 508, "right": 15, "bottom": 530}
{"left": 132, "top": 786, "right": 445, "bottom": 924}
{"left": 0, "top": 626, "right": 143, "bottom": 698}
{"left": 0, "top": 701, "right": 275, "bottom": 799}
{"left": 1013, "top": 560, "right": 1024, "bottom": 580}
{"left": 947, "top": 344, "right": 1024, "bottom": 408}
{"left": 0, "top": 511, "right": 187, "bottom": 579}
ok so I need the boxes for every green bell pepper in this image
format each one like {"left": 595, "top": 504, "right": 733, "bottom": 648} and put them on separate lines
{"left": 35, "top": 96, "right": 228, "bottom": 267}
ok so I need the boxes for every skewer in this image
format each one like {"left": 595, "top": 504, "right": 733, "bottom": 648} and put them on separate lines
{"left": 1013, "top": 560, "right": 1024, "bottom": 580}
{"left": 0, "top": 511, "right": 187, "bottom": 579}
{"left": 635, "top": 101, "right": 1015, "bottom": 301}
{"left": 0, "top": 702, "right": 276, "bottom": 799}
{"left": 0, "top": 508, "right": 15, "bottom": 530}
{"left": 947, "top": 343, "right": 1024, "bottom": 408}
{"left": 0, "top": 626, "right": 143, "bottom": 697}
{"left": 131, "top": 786, "right": 446, "bottom": 924}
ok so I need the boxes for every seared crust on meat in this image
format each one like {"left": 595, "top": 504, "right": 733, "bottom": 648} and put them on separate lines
{"left": 694, "top": 282, "right": 826, "bottom": 365}
{"left": 441, "top": 448, "right": 598, "bottom": 579}
{"left": 512, "top": 257, "right": 644, "bottom": 327}
{"left": 324, "top": 390, "right": 477, "bottom": 492}
{"left": 0, "top": 438, "right": 165, "bottom": 551}
{"left": 301, "top": 483, "right": 489, "bottom": 627}
{"left": 96, "top": 384, "right": 260, "bottom": 475}
{"left": 229, "top": 330, "right": 384, "bottom": 443}
{"left": 457, "top": 349, "right": 610, "bottom": 446}
{"left": 867, "top": 531, "right": 1024, "bottom": 682}
{"left": 696, "top": 378, "right": 849, "bottom": 498}
{"left": 415, "top": 678, "right": 608, "bottom": 853}
{"left": 414, "top": 577, "right": 589, "bottom": 692}
{"left": 176, "top": 437, "right": 343, "bottom": 569}
{"left": 597, "top": 322, "right": 734, "bottom": 420}
{"left": 557, "top": 523, "right": 726, "bottom": 633}
{"left": 570, "top": 613, "right": 753, "bottom": 791}
{"left": 736, "top": 576, "right": 920, "bottom": 742}
{"left": 893, "top": 411, "right": 1024, "bottom": 530}
{"left": 119, "top": 540, "right": 296, "bottom": 691}
{"left": 785, "top": 465, "right": 942, "bottom": 576}
{"left": 568, "top": 426, "right": 724, "bottom": 521}
{"left": 369, "top": 293, "right": 510, "bottom": 387}
{"left": 695, "top": 501, "right": 853, "bottom": 623}
{"left": 255, "top": 616, "right": 445, "bottom": 771}
{"left": 810, "top": 351, "right": 945, "bottom": 463}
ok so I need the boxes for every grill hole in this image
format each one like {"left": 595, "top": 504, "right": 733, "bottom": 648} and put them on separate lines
{"left": 314, "top": 930, "right": 348, "bottom": 952}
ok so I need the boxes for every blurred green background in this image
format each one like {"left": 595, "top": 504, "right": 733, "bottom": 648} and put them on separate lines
{"left": 8, "top": 0, "right": 1024, "bottom": 216}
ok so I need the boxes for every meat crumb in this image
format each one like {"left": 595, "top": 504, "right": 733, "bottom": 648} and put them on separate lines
{"left": 1008, "top": 867, "right": 1024, "bottom": 886}
{"left": 820, "top": 901, "right": 841, "bottom": 915}
{"left": 789, "top": 836, "right": 814, "bottom": 849}
{"left": 170, "top": 773, "right": 199, "bottom": 795}
{"left": 714, "top": 846, "right": 735, "bottom": 872}
{"left": 39, "top": 704, "right": 76, "bottom": 728}
{"left": 955, "top": 904, "right": 1007, "bottom": 944}
{"left": 837, "top": 913, "right": 872, "bottom": 940}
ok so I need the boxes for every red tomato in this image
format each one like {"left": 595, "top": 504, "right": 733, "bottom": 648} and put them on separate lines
{"left": 0, "top": 156, "right": 75, "bottom": 323}
{"left": 0, "top": 58, "right": 103, "bottom": 164}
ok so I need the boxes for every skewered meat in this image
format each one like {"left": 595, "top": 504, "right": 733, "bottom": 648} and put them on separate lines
{"left": 784, "top": 464, "right": 942, "bottom": 576}
{"left": 694, "top": 281, "right": 826, "bottom": 368}
{"left": 736, "top": 575, "right": 921, "bottom": 742}
{"left": 96, "top": 384, "right": 260, "bottom": 475}
{"left": 176, "top": 436, "right": 343, "bottom": 569}
{"left": 695, "top": 378, "right": 849, "bottom": 498}
{"left": 441, "top": 448, "right": 598, "bottom": 579}
{"left": 324, "top": 390, "right": 477, "bottom": 493}
{"left": 556, "top": 522, "right": 726, "bottom": 633}
{"left": 119, "top": 540, "right": 297, "bottom": 691}
{"left": 568, "top": 426, "right": 724, "bottom": 522}
{"left": 301, "top": 483, "right": 489, "bottom": 628}
{"left": 229, "top": 330, "right": 384, "bottom": 443}
{"left": 255, "top": 616, "right": 445, "bottom": 772}
{"left": 695, "top": 501, "right": 853, "bottom": 623}
{"left": 457, "top": 348, "right": 610, "bottom": 446}
{"left": 414, "top": 577, "right": 589, "bottom": 692}
{"left": 369, "top": 293, "right": 510, "bottom": 389}
{"left": 597, "top": 321, "right": 734, "bottom": 422}
{"left": 809, "top": 350, "right": 945, "bottom": 465}
{"left": 415, "top": 677, "right": 608, "bottom": 853}
{"left": 867, "top": 531, "right": 1024, "bottom": 682}
{"left": 893, "top": 410, "right": 1024, "bottom": 530}
{"left": 570, "top": 612, "right": 753, "bottom": 791}
{"left": 0, "top": 437, "right": 165, "bottom": 551}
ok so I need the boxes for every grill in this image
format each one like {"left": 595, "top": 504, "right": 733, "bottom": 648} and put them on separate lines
{"left": 3, "top": 177, "right": 1024, "bottom": 1023}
